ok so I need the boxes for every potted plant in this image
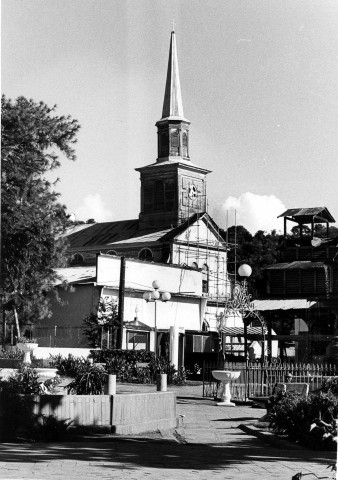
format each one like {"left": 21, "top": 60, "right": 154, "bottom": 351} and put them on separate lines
{"left": 16, "top": 337, "right": 39, "bottom": 364}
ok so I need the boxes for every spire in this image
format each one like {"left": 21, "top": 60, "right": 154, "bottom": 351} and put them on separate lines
{"left": 161, "top": 31, "right": 186, "bottom": 121}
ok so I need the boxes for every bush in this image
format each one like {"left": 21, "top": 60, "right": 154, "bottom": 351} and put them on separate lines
{"left": 102, "top": 351, "right": 178, "bottom": 384}
{"left": 0, "top": 348, "right": 23, "bottom": 359}
{"left": 3, "top": 365, "right": 41, "bottom": 394}
{"left": 321, "top": 376, "right": 338, "bottom": 395}
{"left": 91, "top": 349, "right": 155, "bottom": 365}
{"left": 268, "top": 390, "right": 338, "bottom": 450}
{"left": 49, "top": 354, "right": 91, "bottom": 378}
{"left": 66, "top": 364, "right": 107, "bottom": 394}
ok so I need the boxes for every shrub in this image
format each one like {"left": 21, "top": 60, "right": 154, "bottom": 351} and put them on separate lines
{"left": 16, "top": 336, "right": 38, "bottom": 344}
{"left": 66, "top": 364, "right": 107, "bottom": 394}
{"left": 3, "top": 365, "right": 41, "bottom": 394}
{"left": 91, "top": 349, "right": 155, "bottom": 365}
{"left": 268, "top": 390, "right": 338, "bottom": 450}
{"left": 321, "top": 376, "right": 338, "bottom": 395}
{"left": 49, "top": 354, "right": 91, "bottom": 378}
{"left": 0, "top": 348, "right": 23, "bottom": 359}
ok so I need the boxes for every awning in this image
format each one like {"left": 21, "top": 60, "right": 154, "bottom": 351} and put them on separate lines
{"left": 252, "top": 299, "right": 317, "bottom": 311}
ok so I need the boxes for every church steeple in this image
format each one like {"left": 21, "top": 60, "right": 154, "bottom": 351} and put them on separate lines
{"left": 161, "top": 30, "right": 186, "bottom": 121}
{"left": 136, "top": 31, "right": 211, "bottom": 231}
{"left": 156, "top": 30, "right": 190, "bottom": 162}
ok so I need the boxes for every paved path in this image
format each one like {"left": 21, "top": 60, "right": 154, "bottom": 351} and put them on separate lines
{"left": 0, "top": 384, "right": 336, "bottom": 480}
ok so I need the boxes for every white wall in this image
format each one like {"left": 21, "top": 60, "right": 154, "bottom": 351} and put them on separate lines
{"left": 34, "top": 347, "right": 95, "bottom": 359}
{"left": 101, "top": 287, "right": 202, "bottom": 332}
{"left": 97, "top": 255, "right": 202, "bottom": 295}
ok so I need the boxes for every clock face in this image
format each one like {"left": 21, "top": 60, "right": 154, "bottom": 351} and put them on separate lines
{"left": 188, "top": 184, "right": 197, "bottom": 199}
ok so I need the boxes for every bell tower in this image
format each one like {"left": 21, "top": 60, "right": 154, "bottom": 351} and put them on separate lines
{"left": 136, "top": 31, "right": 211, "bottom": 231}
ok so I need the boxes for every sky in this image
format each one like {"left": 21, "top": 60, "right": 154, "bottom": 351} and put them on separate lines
{"left": 2, "top": 0, "right": 338, "bottom": 234}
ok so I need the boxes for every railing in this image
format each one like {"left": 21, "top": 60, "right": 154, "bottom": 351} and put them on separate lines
{"left": 202, "top": 361, "right": 337, "bottom": 402}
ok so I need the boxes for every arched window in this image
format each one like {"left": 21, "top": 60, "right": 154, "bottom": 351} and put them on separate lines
{"left": 106, "top": 250, "right": 117, "bottom": 256}
{"left": 202, "top": 263, "right": 209, "bottom": 293}
{"left": 159, "top": 131, "right": 169, "bottom": 157}
{"left": 70, "top": 253, "right": 84, "bottom": 266}
{"left": 170, "top": 128, "right": 179, "bottom": 156}
{"left": 139, "top": 248, "right": 154, "bottom": 261}
{"left": 182, "top": 130, "right": 188, "bottom": 157}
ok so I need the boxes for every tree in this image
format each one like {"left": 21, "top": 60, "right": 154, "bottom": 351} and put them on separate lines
{"left": 222, "top": 226, "right": 282, "bottom": 292}
{"left": 83, "top": 296, "right": 119, "bottom": 348}
{"left": 1, "top": 95, "right": 80, "bottom": 339}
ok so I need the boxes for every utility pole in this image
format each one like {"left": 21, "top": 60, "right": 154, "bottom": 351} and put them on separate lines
{"left": 117, "top": 256, "right": 126, "bottom": 349}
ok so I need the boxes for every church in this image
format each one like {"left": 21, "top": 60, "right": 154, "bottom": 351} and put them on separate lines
{"left": 66, "top": 31, "right": 227, "bottom": 282}
{"left": 48, "top": 31, "right": 236, "bottom": 366}
{"left": 65, "top": 30, "right": 231, "bottom": 305}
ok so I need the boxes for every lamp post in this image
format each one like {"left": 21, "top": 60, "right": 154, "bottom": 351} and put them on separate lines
{"left": 237, "top": 264, "right": 252, "bottom": 366}
{"left": 236, "top": 264, "right": 266, "bottom": 366}
{"left": 143, "top": 280, "right": 171, "bottom": 359}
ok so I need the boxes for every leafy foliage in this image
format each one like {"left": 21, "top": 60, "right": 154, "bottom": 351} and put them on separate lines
{"left": 0, "top": 348, "right": 24, "bottom": 359}
{"left": 16, "top": 336, "right": 38, "bottom": 344}
{"left": 91, "top": 348, "right": 155, "bottom": 364}
{"left": 1, "top": 95, "right": 80, "bottom": 336}
{"left": 91, "top": 349, "right": 179, "bottom": 384}
{"left": 222, "top": 226, "right": 282, "bottom": 290}
{"left": 3, "top": 364, "right": 41, "bottom": 394}
{"left": 83, "top": 296, "right": 119, "bottom": 348}
{"left": 49, "top": 353, "right": 91, "bottom": 378}
{"left": 320, "top": 376, "right": 338, "bottom": 395}
{"left": 66, "top": 364, "right": 107, "bottom": 395}
{"left": 268, "top": 390, "right": 338, "bottom": 450}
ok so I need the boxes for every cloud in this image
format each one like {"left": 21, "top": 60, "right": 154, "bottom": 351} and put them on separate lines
{"left": 213, "top": 192, "right": 286, "bottom": 234}
{"left": 74, "top": 194, "right": 113, "bottom": 223}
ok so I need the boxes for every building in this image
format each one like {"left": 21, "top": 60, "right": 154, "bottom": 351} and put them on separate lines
{"left": 254, "top": 207, "right": 338, "bottom": 363}
{"left": 28, "top": 31, "right": 243, "bottom": 366}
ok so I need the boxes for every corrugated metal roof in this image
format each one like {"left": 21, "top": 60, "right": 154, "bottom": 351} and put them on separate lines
{"left": 64, "top": 213, "right": 226, "bottom": 250}
{"left": 53, "top": 267, "right": 96, "bottom": 285}
{"left": 253, "top": 299, "right": 317, "bottom": 311}
{"left": 65, "top": 220, "right": 140, "bottom": 248}
{"left": 265, "top": 261, "right": 325, "bottom": 270}
{"left": 278, "top": 207, "right": 335, "bottom": 223}
{"left": 109, "top": 228, "right": 172, "bottom": 245}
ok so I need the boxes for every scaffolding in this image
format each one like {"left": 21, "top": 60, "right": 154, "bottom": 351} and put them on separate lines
{"left": 174, "top": 198, "right": 238, "bottom": 304}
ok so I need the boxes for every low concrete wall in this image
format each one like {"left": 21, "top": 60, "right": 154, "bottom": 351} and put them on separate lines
{"left": 1, "top": 391, "right": 177, "bottom": 434}
{"left": 32, "top": 395, "right": 111, "bottom": 426}
{"left": 111, "top": 392, "right": 177, "bottom": 434}
{"left": 0, "top": 359, "right": 22, "bottom": 369}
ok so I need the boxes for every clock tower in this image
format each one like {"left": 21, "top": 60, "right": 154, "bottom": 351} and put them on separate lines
{"left": 136, "top": 31, "right": 211, "bottom": 231}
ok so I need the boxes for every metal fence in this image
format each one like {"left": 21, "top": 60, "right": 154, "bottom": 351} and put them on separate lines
{"left": 202, "top": 361, "right": 337, "bottom": 402}
{"left": 6, "top": 325, "right": 89, "bottom": 348}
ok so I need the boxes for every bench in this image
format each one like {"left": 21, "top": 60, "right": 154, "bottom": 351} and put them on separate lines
{"left": 250, "top": 382, "right": 309, "bottom": 409}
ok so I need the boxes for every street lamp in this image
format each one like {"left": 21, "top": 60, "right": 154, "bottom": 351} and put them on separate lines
{"left": 236, "top": 264, "right": 267, "bottom": 367}
{"left": 143, "top": 280, "right": 171, "bottom": 359}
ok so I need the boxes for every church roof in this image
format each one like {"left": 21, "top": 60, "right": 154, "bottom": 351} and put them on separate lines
{"left": 109, "top": 227, "right": 172, "bottom": 246}
{"left": 159, "top": 30, "right": 190, "bottom": 123}
{"left": 65, "top": 219, "right": 139, "bottom": 248}
{"left": 65, "top": 213, "right": 226, "bottom": 251}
